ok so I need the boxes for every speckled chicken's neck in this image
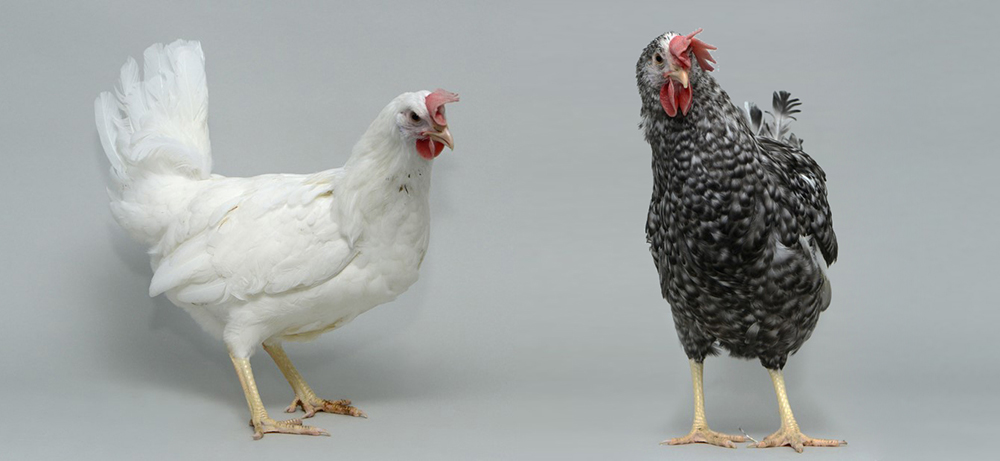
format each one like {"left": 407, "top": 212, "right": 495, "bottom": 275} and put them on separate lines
{"left": 641, "top": 71, "right": 770, "bottom": 272}
{"left": 641, "top": 73, "right": 757, "bottom": 174}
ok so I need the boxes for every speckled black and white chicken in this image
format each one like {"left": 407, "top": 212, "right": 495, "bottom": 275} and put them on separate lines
{"left": 95, "top": 40, "right": 459, "bottom": 439}
{"left": 636, "top": 29, "right": 842, "bottom": 452}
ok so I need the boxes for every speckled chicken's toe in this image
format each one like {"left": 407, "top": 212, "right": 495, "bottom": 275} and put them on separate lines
{"left": 662, "top": 427, "right": 747, "bottom": 448}
{"left": 250, "top": 416, "right": 329, "bottom": 440}
{"left": 748, "top": 428, "right": 844, "bottom": 453}
{"left": 286, "top": 396, "right": 367, "bottom": 419}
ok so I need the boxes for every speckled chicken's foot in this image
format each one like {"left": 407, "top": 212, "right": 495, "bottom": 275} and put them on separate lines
{"left": 229, "top": 353, "right": 329, "bottom": 440}
{"left": 750, "top": 427, "right": 844, "bottom": 452}
{"left": 662, "top": 360, "right": 746, "bottom": 448}
{"left": 264, "top": 342, "right": 367, "bottom": 419}
{"left": 749, "top": 368, "right": 845, "bottom": 453}
{"left": 664, "top": 427, "right": 747, "bottom": 448}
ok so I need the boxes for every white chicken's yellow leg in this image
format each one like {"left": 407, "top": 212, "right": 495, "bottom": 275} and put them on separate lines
{"left": 229, "top": 353, "right": 329, "bottom": 439}
{"left": 663, "top": 360, "right": 746, "bottom": 448}
{"left": 262, "top": 342, "right": 367, "bottom": 418}
{"left": 749, "top": 368, "right": 845, "bottom": 452}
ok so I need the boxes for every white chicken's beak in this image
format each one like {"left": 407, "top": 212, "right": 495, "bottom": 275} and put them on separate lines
{"left": 665, "top": 66, "right": 689, "bottom": 89}
{"left": 422, "top": 126, "right": 454, "bottom": 150}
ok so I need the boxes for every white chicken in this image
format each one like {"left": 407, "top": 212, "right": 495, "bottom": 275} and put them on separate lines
{"left": 95, "top": 40, "right": 459, "bottom": 439}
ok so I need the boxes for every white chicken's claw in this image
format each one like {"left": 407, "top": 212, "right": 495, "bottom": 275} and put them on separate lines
{"left": 251, "top": 416, "right": 330, "bottom": 440}
{"left": 230, "top": 354, "right": 329, "bottom": 440}
{"left": 286, "top": 396, "right": 367, "bottom": 419}
{"left": 264, "top": 342, "right": 368, "bottom": 420}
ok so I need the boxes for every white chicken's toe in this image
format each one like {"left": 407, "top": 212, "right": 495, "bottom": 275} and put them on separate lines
{"left": 287, "top": 396, "right": 367, "bottom": 419}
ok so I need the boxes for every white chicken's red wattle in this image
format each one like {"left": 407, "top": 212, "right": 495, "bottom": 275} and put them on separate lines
{"left": 416, "top": 138, "right": 444, "bottom": 159}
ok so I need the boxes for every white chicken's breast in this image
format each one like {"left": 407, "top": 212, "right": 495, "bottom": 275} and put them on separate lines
{"left": 148, "top": 168, "right": 431, "bottom": 357}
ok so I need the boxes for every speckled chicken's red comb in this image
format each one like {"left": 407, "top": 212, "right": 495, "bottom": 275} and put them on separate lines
{"left": 425, "top": 89, "right": 459, "bottom": 127}
{"left": 669, "top": 28, "right": 717, "bottom": 72}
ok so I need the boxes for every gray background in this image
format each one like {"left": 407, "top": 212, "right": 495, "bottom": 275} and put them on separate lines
{"left": 1, "top": 1, "right": 997, "bottom": 459}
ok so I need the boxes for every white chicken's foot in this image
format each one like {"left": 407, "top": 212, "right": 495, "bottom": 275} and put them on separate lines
{"left": 662, "top": 359, "right": 746, "bottom": 448}
{"left": 748, "top": 368, "right": 845, "bottom": 452}
{"left": 263, "top": 342, "right": 367, "bottom": 419}
{"left": 229, "top": 353, "right": 329, "bottom": 440}
{"left": 286, "top": 396, "right": 367, "bottom": 419}
{"left": 248, "top": 415, "right": 329, "bottom": 439}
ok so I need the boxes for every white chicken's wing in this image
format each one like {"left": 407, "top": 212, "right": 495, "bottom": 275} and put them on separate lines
{"left": 149, "top": 171, "right": 357, "bottom": 305}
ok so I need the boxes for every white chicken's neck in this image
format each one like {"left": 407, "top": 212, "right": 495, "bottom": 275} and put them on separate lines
{"left": 345, "top": 115, "right": 432, "bottom": 190}
{"left": 335, "top": 115, "right": 433, "bottom": 241}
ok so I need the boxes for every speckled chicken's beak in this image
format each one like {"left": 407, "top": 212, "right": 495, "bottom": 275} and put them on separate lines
{"left": 665, "top": 66, "right": 690, "bottom": 89}
{"left": 423, "top": 126, "right": 454, "bottom": 150}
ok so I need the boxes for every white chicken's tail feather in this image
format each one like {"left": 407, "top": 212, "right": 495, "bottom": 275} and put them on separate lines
{"left": 95, "top": 40, "right": 212, "bottom": 193}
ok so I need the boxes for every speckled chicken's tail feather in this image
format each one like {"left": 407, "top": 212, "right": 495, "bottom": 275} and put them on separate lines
{"left": 744, "top": 91, "right": 804, "bottom": 148}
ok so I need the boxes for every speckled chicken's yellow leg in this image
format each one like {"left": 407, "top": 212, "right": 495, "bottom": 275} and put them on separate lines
{"left": 229, "top": 353, "right": 329, "bottom": 439}
{"left": 263, "top": 342, "right": 367, "bottom": 418}
{"left": 749, "top": 368, "right": 845, "bottom": 452}
{"left": 663, "top": 360, "right": 747, "bottom": 448}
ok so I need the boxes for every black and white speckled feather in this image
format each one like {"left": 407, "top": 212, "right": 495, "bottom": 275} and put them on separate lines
{"left": 636, "top": 32, "right": 837, "bottom": 370}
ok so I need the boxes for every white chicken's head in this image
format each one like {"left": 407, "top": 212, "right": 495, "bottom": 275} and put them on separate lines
{"left": 390, "top": 89, "right": 460, "bottom": 160}
{"left": 636, "top": 29, "right": 717, "bottom": 117}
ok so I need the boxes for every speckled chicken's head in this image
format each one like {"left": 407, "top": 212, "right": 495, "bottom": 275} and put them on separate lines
{"left": 393, "top": 89, "right": 460, "bottom": 160}
{"left": 636, "top": 29, "right": 717, "bottom": 117}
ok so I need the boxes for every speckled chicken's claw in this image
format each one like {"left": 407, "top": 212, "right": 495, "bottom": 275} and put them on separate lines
{"left": 286, "top": 396, "right": 367, "bottom": 419}
{"left": 662, "top": 427, "right": 747, "bottom": 448}
{"left": 749, "top": 369, "right": 846, "bottom": 452}
{"left": 748, "top": 427, "right": 845, "bottom": 453}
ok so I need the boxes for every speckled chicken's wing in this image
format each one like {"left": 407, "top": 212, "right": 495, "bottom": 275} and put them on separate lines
{"left": 757, "top": 138, "right": 838, "bottom": 266}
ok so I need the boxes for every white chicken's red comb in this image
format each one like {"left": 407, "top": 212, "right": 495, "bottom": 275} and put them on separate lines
{"left": 426, "top": 89, "right": 459, "bottom": 126}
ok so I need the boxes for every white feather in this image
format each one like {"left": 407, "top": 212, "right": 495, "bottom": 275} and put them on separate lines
{"left": 800, "top": 173, "right": 816, "bottom": 189}
{"left": 94, "top": 93, "right": 122, "bottom": 181}
{"left": 95, "top": 41, "right": 443, "bottom": 359}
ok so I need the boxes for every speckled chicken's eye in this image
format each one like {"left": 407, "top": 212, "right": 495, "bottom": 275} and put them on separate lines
{"left": 653, "top": 53, "right": 664, "bottom": 65}
{"left": 410, "top": 112, "right": 421, "bottom": 122}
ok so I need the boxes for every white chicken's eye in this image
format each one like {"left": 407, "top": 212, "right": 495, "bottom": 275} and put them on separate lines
{"left": 653, "top": 53, "right": 664, "bottom": 65}
{"left": 410, "top": 112, "right": 421, "bottom": 122}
